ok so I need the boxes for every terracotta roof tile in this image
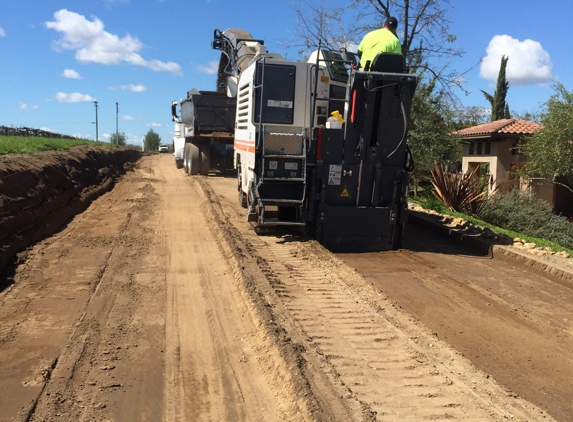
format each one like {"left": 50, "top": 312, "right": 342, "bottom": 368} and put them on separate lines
{"left": 453, "top": 118, "right": 543, "bottom": 136}
{"left": 499, "top": 119, "right": 543, "bottom": 134}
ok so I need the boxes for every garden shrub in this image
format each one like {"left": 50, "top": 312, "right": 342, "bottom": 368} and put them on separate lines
{"left": 420, "top": 197, "right": 448, "bottom": 214}
{"left": 480, "top": 190, "right": 573, "bottom": 248}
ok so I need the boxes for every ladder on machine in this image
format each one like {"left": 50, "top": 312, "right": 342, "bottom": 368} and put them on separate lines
{"left": 249, "top": 57, "right": 307, "bottom": 228}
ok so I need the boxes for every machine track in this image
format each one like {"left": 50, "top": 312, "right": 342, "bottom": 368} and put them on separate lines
{"left": 201, "top": 174, "right": 552, "bottom": 421}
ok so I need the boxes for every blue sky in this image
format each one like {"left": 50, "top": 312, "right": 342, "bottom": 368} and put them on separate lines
{"left": 0, "top": 0, "right": 570, "bottom": 146}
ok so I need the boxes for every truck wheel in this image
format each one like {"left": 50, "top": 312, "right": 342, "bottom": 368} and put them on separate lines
{"left": 238, "top": 165, "right": 247, "bottom": 208}
{"left": 175, "top": 159, "right": 183, "bottom": 169}
{"left": 189, "top": 143, "right": 201, "bottom": 175}
{"left": 199, "top": 144, "right": 210, "bottom": 176}
{"left": 183, "top": 144, "right": 189, "bottom": 174}
{"left": 246, "top": 184, "right": 258, "bottom": 222}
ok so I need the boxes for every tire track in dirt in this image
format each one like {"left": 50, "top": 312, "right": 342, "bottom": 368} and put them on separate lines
{"left": 23, "top": 176, "right": 148, "bottom": 420}
{"left": 203, "top": 174, "right": 553, "bottom": 421}
{"left": 4, "top": 164, "right": 167, "bottom": 422}
{"left": 339, "top": 231, "right": 573, "bottom": 421}
{"left": 244, "top": 237, "right": 496, "bottom": 420}
{"left": 158, "top": 159, "right": 327, "bottom": 422}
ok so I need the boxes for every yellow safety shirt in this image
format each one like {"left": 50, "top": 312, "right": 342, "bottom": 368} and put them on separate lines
{"left": 357, "top": 28, "right": 402, "bottom": 68}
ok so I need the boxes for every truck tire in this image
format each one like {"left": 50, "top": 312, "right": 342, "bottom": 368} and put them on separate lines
{"left": 199, "top": 144, "right": 210, "bottom": 176}
{"left": 183, "top": 144, "right": 189, "bottom": 174}
{"left": 175, "top": 159, "right": 183, "bottom": 169}
{"left": 189, "top": 143, "right": 201, "bottom": 175}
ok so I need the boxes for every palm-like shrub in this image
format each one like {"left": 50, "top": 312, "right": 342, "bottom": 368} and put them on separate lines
{"left": 430, "top": 162, "right": 489, "bottom": 216}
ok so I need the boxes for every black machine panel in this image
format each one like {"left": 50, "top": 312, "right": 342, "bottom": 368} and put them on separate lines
{"left": 317, "top": 203, "right": 398, "bottom": 252}
{"left": 343, "top": 71, "right": 417, "bottom": 167}
{"left": 254, "top": 64, "right": 296, "bottom": 124}
{"left": 321, "top": 164, "right": 360, "bottom": 206}
{"left": 318, "top": 128, "right": 344, "bottom": 164}
{"left": 328, "top": 84, "right": 346, "bottom": 117}
{"left": 309, "top": 69, "right": 417, "bottom": 252}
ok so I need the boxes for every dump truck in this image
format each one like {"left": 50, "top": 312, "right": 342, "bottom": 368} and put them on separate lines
{"left": 171, "top": 88, "right": 236, "bottom": 175}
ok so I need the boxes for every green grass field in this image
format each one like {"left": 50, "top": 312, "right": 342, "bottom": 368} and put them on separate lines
{"left": 0, "top": 136, "right": 115, "bottom": 155}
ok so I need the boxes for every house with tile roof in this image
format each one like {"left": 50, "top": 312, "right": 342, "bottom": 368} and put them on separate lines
{"left": 453, "top": 118, "right": 573, "bottom": 216}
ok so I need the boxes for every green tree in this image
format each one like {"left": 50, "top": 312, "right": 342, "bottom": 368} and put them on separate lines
{"left": 408, "top": 75, "right": 461, "bottom": 194}
{"left": 451, "top": 104, "right": 489, "bottom": 130}
{"left": 481, "top": 55, "right": 511, "bottom": 121}
{"left": 512, "top": 108, "right": 542, "bottom": 124}
{"left": 523, "top": 82, "right": 573, "bottom": 192}
{"left": 109, "top": 132, "right": 127, "bottom": 146}
{"left": 144, "top": 129, "right": 161, "bottom": 152}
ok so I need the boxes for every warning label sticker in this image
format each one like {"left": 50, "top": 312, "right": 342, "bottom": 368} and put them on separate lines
{"left": 339, "top": 187, "right": 350, "bottom": 198}
{"left": 328, "top": 164, "right": 342, "bottom": 185}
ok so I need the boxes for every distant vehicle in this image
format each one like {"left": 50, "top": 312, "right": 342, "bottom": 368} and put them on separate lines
{"left": 158, "top": 144, "right": 169, "bottom": 153}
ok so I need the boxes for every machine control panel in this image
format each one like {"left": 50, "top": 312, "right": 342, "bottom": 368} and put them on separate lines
{"left": 321, "top": 50, "right": 356, "bottom": 83}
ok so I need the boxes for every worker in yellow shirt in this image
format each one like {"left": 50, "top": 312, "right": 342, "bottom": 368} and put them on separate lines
{"left": 357, "top": 17, "right": 402, "bottom": 69}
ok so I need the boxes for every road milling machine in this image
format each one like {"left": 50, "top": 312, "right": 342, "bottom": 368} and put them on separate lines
{"left": 176, "top": 28, "right": 417, "bottom": 251}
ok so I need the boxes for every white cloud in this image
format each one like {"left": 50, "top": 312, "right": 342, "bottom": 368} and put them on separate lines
{"left": 40, "top": 127, "right": 54, "bottom": 132}
{"left": 147, "top": 122, "right": 162, "bottom": 127}
{"left": 55, "top": 92, "right": 96, "bottom": 103}
{"left": 123, "top": 115, "right": 140, "bottom": 121}
{"left": 62, "top": 69, "right": 82, "bottom": 79}
{"left": 480, "top": 35, "right": 553, "bottom": 86}
{"left": 108, "top": 84, "right": 147, "bottom": 92}
{"left": 46, "top": 9, "right": 182, "bottom": 75}
{"left": 0, "top": 28, "right": 5, "bottom": 37}
{"left": 197, "top": 60, "right": 219, "bottom": 75}
{"left": 18, "top": 102, "right": 39, "bottom": 110}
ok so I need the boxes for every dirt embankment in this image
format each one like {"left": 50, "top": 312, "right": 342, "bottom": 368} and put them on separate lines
{"left": 0, "top": 147, "right": 141, "bottom": 276}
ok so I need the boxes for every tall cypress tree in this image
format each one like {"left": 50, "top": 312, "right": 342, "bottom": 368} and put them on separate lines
{"left": 481, "top": 55, "right": 511, "bottom": 121}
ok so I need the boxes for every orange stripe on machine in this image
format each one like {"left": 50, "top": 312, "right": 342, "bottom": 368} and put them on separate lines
{"left": 235, "top": 139, "right": 255, "bottom": 153}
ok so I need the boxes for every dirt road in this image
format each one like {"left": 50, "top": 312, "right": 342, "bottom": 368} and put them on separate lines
{"left": 0, "top": 154, "right": 565, "bottom": 421}
{"left": 338, "top": 225, "right": 573, "bottom": 421}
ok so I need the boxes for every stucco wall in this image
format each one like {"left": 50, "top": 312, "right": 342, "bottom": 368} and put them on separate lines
{"left": 462, "top": 137, "right": 555, "bottom": 204}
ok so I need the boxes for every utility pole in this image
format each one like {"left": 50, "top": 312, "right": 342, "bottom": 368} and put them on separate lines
{"left": 116, "top": 102, "right": 119, "bottom": 144}
{"left": 94, "top": 101, "right": 99, "bottom": 142}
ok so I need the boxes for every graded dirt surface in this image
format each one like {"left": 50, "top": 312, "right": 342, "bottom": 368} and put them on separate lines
{"left": 337, "top": 226, "right": 573, "bottom": 421}
{"left": 0, "top": 152, "right": 570, "bottom": 421}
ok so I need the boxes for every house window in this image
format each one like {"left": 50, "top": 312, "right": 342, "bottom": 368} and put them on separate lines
{"left": 512, "top": 139, "right": 524, "bottom": 155}
{"left": 468, "top": 140, "right": 490, "bottom": 155}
